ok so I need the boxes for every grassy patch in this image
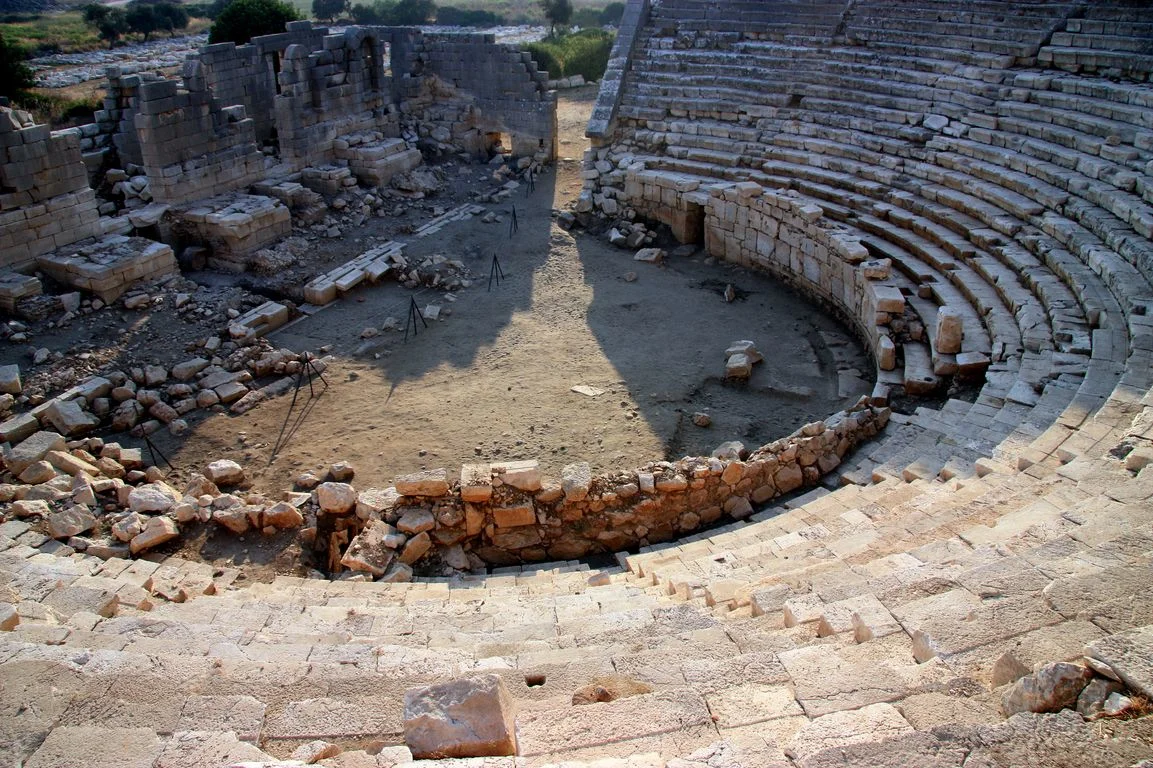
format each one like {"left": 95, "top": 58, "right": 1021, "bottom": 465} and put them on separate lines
{"left": 1, "top": 12, "right": 211, "bottom": 55}
{"left": 1, "top": 11, "right": 99, "bottom": 54}
{"left": 524, "top": 27, "right": 613, "bottom": 81}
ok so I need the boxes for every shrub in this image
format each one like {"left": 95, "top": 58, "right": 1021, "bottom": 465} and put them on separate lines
{"left": 208, "top": 0, "right": 300, "bottom": 44}
{"left": 599, "top": 2, "right": 624, "bottom": 25}
{"left": 525, "top": 27, "right": 613, "bottom": 81}
{"left": 0, "top": 34, "right": 35, "bottom": 99}
{"left": 82, "top": 3, "right": 129, "bottom": 47}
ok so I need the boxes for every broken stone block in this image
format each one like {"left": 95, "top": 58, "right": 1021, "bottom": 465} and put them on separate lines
{"left": 397, "top": 508, "right": 435, "bottom": 535}
{"left": 42, "top": 399, "right": 99, "bottom": 437}
{"left": 1001, "top": 661, "right": 1094, "bottom": 715}
{"left": 562, "top": 461, "right": 592, "bottom": 502}
{"left": 634, "top": 248, "right": 664, "bottom": 263}
{"left": 47, "top": 507, "right": 97, "bottom": 539}
{"left": 403, "top": 674, "right": 518, "bottom": 759}
{"left": 19, "top": 460, "right": 57, "bottom": 484}
{"left": 395, "top": 468, "right": 449, "bottom": 497}
{"left": 171, "top": 358, "right": 209, "bottom": 381}
{"left": 400, "top": 531, "right": 432, "bottom": 564}
{"left": 341, "top": 519, "right": 397, "bottom": 577}
{"left": 1084, "top": 625, "right": 1153, "bottom": 699}
{"left": 460, "top": 463, "right": 493, "bottom": 502}
{"left": 493, "top": 503, "right": 535, "bottom": 528}
{"left": 212, "top": 506, "right": 250, "bottom": 534}
{"left": 494, "top": 460, "right": 541, "bottom": 492}
{"left": 724, "top": 353, "right": 752, "bottom": 380}
{"left": 204, "top": 459, "right": 245, "bottom": 486}
{"left": 263, "top": 501, "right": 304, "bottom": 529}
{"left": 0, "top": 602, "right": 18, "bottom": 631}
{"left": 127, "top": 482, "right": 180, "bottom": 513}
{"left": 934, "top": 306, "right": 963, "bottom": 354}
{"left": 0, "top": 364, "right": 21, "bottom": 395}
{"left": 317, "top": 482, "right": 358, "bottom": 515}
{"left": 130, "top": 515, "right": 180, "bottom": 554}
{"left": 725, "top": 340, "right": 763, "bottom": 364}
{"left": 4, "top": 431, "right": 67, "bottom": 475}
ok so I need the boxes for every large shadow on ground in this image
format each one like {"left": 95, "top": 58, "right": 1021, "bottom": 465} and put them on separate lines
{"left": 569, "top": 230, "right": 874, "bottom": 467}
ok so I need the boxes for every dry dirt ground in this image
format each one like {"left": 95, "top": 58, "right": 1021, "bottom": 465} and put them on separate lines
{"left": 161, "top": 86, "right": 872, "bottom": 492}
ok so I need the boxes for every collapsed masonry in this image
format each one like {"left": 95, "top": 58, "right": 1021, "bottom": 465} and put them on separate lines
{"left": 0, "top": 21, "right": 557, "bottom": 299}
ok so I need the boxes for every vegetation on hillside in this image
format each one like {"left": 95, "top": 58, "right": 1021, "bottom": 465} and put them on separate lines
{"left": 525, "top": 26, "right": 612, "bottom": 81}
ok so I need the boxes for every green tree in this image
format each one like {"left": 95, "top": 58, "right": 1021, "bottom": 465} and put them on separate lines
{"left": 0, "top": 35, "right": 35, "bottom": 100}
{"left": 311, "top": 0, "right": 347, "bottom": 21}
{"left": 208, "top": 0, "right": 300, "bottom": 44}
{"left": 539, "top": 0, "right": 571, "bottom": 36}
{"left": 83, "top": 4, "right": 130, "bottom": 48}
{"left": 126, "top": 2, "right": 161, "bottom": 40}
{"left": 154, "top": 2, "right": 190, "bottom": 35}
{"left": 389, "top": 0, "right": 434, "bottom": 24}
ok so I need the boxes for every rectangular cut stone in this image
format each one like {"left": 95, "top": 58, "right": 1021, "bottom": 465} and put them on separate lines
{"left": 493, "top": 503, "right": 535, "bottom": 528}
{"left": 395, "top": 468, "right": 449, "bottom": 497}
{"left": 3, "top": 430, "right": 66, "bottom": 475}
{"left": 460, "top": 463, "right": 493, "bottom": 502}
{"left": 493, "top": 460, "right": 541, "bottom": 491}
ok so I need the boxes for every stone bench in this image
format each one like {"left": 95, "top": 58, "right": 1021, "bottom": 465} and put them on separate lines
{"left": 36, "top": 235, "right": 176, "bottom": 302}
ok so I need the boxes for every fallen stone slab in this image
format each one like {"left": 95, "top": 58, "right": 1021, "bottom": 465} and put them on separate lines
{"left": 130, "top": 515, "right": 180, "bottom": 554}
{"left": 3, "top": 430, "right": 66, "bottom": 475}
{"left": 403, "top": 675, "right": 518, "bottom": 759}
{"left": 1084, "top": 625, "right": 1153, "bottom": 699}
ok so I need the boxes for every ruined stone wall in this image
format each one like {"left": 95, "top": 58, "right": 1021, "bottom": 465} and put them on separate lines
{"left": 621, "top": 170, "right": 907, "bottom": 374}
{"left": 199, "top": 21, "right": 328, "bottom": 144}
{"left": 274, "top": 27, "right": 396, "bottom": 168}
{"left": 420, "top": 33, "right": 558, "bottom": 160}
{"left": 133, "top": 64, "right": 268, "bottom": 205}
{"left": 335, "top": 401, "right": 889, "bottom": 570}
{"left": 0, "top": 109, "right": 102, "bottom": 272}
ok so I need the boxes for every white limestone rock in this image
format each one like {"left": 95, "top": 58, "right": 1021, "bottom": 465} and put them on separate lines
{"left": 128, "top": 482, "right": 181, "bottom": 513}
{"left": 403, "top": 674, "right": 518, "bottom": 759}
{"left": 1001, "top": 661, "right": 1094, "bottom": 715}
{"left": 204, "top": 459, "right": 245, "bottom": 486}
{"left": 316, "top": 482, "right": 358, "bottom": 515}
{"left": 130, "top": 515, "right": 180, "bottom": 554}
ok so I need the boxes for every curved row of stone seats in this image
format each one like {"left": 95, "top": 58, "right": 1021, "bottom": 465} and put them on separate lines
{"left": 1039, "top": 1, "right": 1153, "bottom": 79}
{"left": 612, "top": 38, "right": 1151, "bottom": 406}
{"left": 650, "top": 0, "right": 848, "bottom": 42}
{"left": 4, "top": 441, "right": 1152, "bottom": 766}
{"left": 845, "top": 0, "right": 1081, "bottom": 63}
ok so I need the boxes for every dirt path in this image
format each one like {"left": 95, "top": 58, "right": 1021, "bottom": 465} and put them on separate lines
{"left": 161, "top": 86, "right": 871, "bottom": 492}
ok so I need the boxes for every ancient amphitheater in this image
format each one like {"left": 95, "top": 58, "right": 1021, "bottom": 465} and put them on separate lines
{"left": 2, "top": 0, "right": 1153, "bottom": 765}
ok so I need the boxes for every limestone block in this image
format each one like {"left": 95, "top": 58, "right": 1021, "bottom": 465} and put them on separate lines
{"left": 130, "top": 515, "right": 179, "bottom": 554}
{"left": 0, "top": 364, "right": 22, "bottom": 395}
{"left": 403, "top": 675, "right": 518, "bottom": 759}
{"left": 341, "top": 519, "right": 396, "bottom": 576}
{"left": 1001, "top": 662, "right": 1093, "bottom": 716}
{"left": 396, "top": 468, "right": 449, "bottom": 497}
{"left": 204, "top": 459, "right": 245, "bottom": 486}
{"left": 3, "top": 430, "right": 66, "bottom": 475}
{"left": 317, "top": 482, "right": 358, "bottom": 515}
{"left": 46, "top": 506, "right": 96, "bottom": 539}
{"left": 494, "top": 460, "right": 541, "bottom": 491}
{"left": 42, "top": 398, "right": 98, "bottom": 437}
{"left": 934, "top": 306, "right": 963, "bottom": 355}
{"left": 1084, "top": 625, "right": 1153, "bottom": 699}
{"left": 561, "top": 461, "right": 592, "bottom": 502}
{"left": 460, "top": 463, "right": 493, "bottom": 502}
